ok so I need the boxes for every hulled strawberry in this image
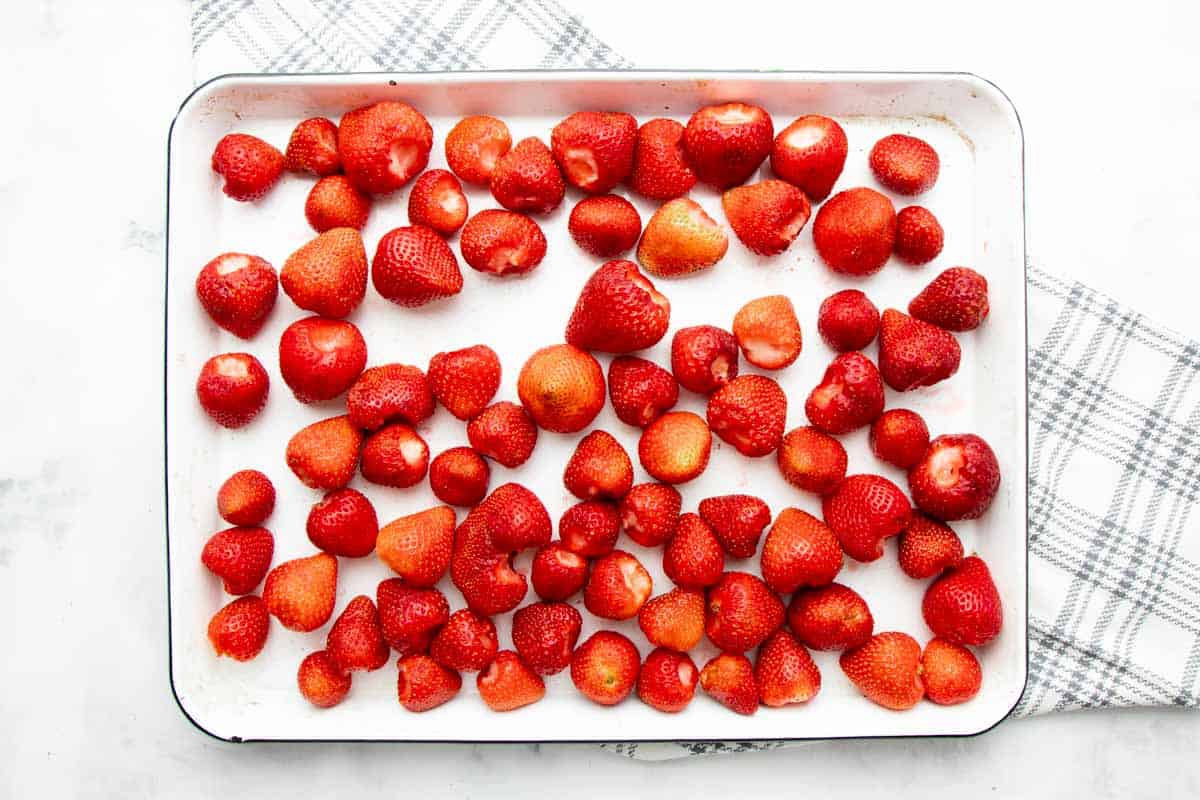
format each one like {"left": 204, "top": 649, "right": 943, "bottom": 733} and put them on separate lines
{"left": 201, "top": 526, "right": 274, "bottom": 595}
{"left": 326, "top": 595, "right": 389, "bottom": 673}
{"left": 629, "top": 118, "right": 696, "bottom": 200}
{"left": 898, "top": 513, "right": 964, "bottom": 579}
{"left": 787, "top": 583, "right": 874, "bottom": 651}
{"left": 376, "top": 579, "right": 449, "bottom": 655}
{"left": 840, "top": 631, "right": 925, "bottom": 710}
{"left": 477, "top": 650, "right": 546, "bottom": 711}
{"left": 638, "top": 411, "right": 711, "bottom": 484}
{"left": 870, "top": 408, "right": 931, "bottom": 470}
{"left": 558, "top": 500, "right": 621, "bottom": 557}
{"left": 305, "top": 175, "right": 371, "bottom": 232}
{"left": 430, "top": 609, "right": 498, "bottom": 672}
{"left": 563, "top": 430, "right": 633, "bottom": 500}
{"left": 618, "top": 482, "right": 682, "bottom": 547}
{"left": 707, "top": 374, "right": 787, "bottom": 457}
{"left": 444, "top": 115, "right": 512, "bottom": 185}
{"left": 530, "top": 543, "right": 588, "bottom": 601}
{"left": 700, "top": 653, "right": 759, "bottom": 715}
{"left": 637, "top": 198, "right": 729, "bottom": 277}
{"left": 217, "top": 469, "right": 275, "bottom": 527}
{"left": 568, "top": 194, "right": 642, "bottom": 257}
{"left": 517, "top": 344, "right": 606, "bottom": 433}
{"left": 298, "top": 650, "right": 352, "bottom": 708}
{"left": 908, "top": 267, "right": 990, "bottom": 331}
{"left": 822, "top": 474, "right": 912, "bottom": 562}
{"left": 407, "top": 169, "right": 468, "bottom": 235}
{"left": 284, "top": 117, "right": 340, "bottom": 176}
{"left": 804, "top": 352, "right": 885, "bottom": 435}
{"left": 571, "top": 630, "right": 641, "bottom": 706}
{"left": 511, "top": 601, "right": 582, "bottom": 675}
{"left": 281, "top": 227, "right": 369, "bottom": 318}
{"left": 428, "top": 448, "right": 490, "bottom": 507}
{"left": 671, "top": 325, "right": 739, "bottom": 395}
{"left": 459, "top": 209, "right": 547, "bottom": 276}
{"left": 427, "top": 344, "right": 501, "bottom": 421}
{"left": 705, "top": 571, "right": 785, "bottom": 652}
{"left": 607, "top": 356, "right": 678, "bottom": 427}
{"left": 869, "top": 134, "right": 939, "bottom": 196}
{"left": 817, "top": 289, "right": 881, "bottom": 352}
{"left": 732, "top": 295, "right": 803, "bottom": 370}
{"left": 893, "top": 206, "right": 944, "bottom": 265}
{"left": 306, "top": 487, "right": 379, "bottom": 558}
{"left": 360, "top": 423, "right": 429, "bottom": 488}
{"left": 278, "top": 316, "right": 367, "bottom": 403}
{"left": 371, "top": 225, "right": 463, "bottom": 307}
{"left": 285, "top": 415, "right": 363, "bottom": 490}
{"left": 776, "top": 426, "right": 848, "bottom": 495}
{"left": 565, "top": 260, "right": 671, "bottom": 353}
{"left": 346, "top": 363, "right": 434, "bottom": 430}
{"left": 683, "top": 102, "right": 773, "bottom": 189}
{"left": 584, "top": 550, "right": 653, "bottom": 620}
{"left": 760, "top": 508, "right": 843, "bottom": 594}
{"left": 479, "top": 482, "right": 552, "bottom": 553}
{"left": 196, "top": 353, "right": 269, "bottom": 429}
{"left": 755, "top": 629, "right": 821, "bottom": 708}
{"left": 263, "top": 552, "right": 337, "bottom": 632}
{"left": 195, "top": 252, "right": 278, "bottom": 338}
{"left": 489, "top": 137, "right": 565, "bottom": 213}
{"left": 878, "top": 309, "right": 961, "bottom": 391}
{"left": 396, "top": 654, "right": 461, "bottom": 712}
{"left": 812, "top": 187, "right": 896, "bottom": 276}
{"left": 638, "top": 587, "right": 705, "bottom": 652}
{"left": 770, "top": 115, "right": 848, "bottom": 202}
{"left": 376, "top": 505, "right": 456, "bottom": 586}
{"left": 637, "top": 648, "right": 698, "bottom": 713}
{"left": 450, "top": 510, "right": 528, "bottom": 616}
{"left": 908, "top": 433, "right": 1000, "bottom": 520}
{"left": 208, "top": 595, "right": 270, "bottom": 661}
{"left": 697, "top": 494, "right": 771, "bottom": 559}
{"left": 467, "top": 402, "right": 538, "bottom": 468}
{"left": 921, "top": 638, "right": 982, "bottom": 705}
{"left": 922, "top": 556, "right": 1003, "bottom": 646}
{"left": 663, "top": 514, "right": 725, "bottom": 589}
{"left": 211, "top": 133, "right": 283, "bottom": 201}
{"left": 722, "top": 180, "right": 811, "bottom": 256}
{"left": 338, "top": 101, "right": 433, "bottom": 194}
{"left": 551, "top": 111, "right": 637, "bottom": 194}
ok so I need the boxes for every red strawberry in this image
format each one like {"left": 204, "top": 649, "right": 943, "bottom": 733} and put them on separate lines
{"left": 285, "top": 415, "right": 363, "bottom": 490}
{"left": 571, "top": 630, "right": 641, "bottom": 706}
{"left": 878, "top": 309, "right": 961, "bottom": 391}
{"left": 760, "top": 508, "right": 843, "bottom": 593}
{"left": 637, "top": 198, "right": 729, "bottom": 277}
{"left": 618, "top": 482, "right": 682, "bottom": 547}
{"left": 376, "top": 579, "right": 449, "bottom": 655}
{"left": 683, "top": 103, "right": 773, "bottom": 189}
{"left": 812, "top": 187, "right": 897, "bottom": 276}
{"left": 671, "top": 325, "right": 738, "bottom": 395}
{"left": 306, "top": 487, "right": 379, "bottom": 558}
{"left": 840, "top": 631, "right": 925, "bottom": 710}
{"left": 699, "top": 653, "right": 758, "bottom": 715}
{"left": 908, "top": 433, "right": 1000, "bottom": 520}
{"left": 707, "top": 374, "right": 787, "bottom": 457}
{"left": 450, "top": 509, "right": 528, "bottom": 615}
{"left": 278, "top": 316, "right": 367, "bottom": 404}
{"left": 427, "top": 344, "right": 501, "bottom": 421}
{"left": 467, "top": 402, "right": 538, "bottom": 468}
{"left": 638, "top": 587, "right": 705, "bottom": 651}
{"left": 822, "top": 474, "right": 912, "bottom": 562}
{"left": 551, "top": 111, "right": 637, "bottom": 194}
{"left": 817, "top": 289, "right": 881, "bottom": 352}
{"left": 568, "top": 194, "right": 642, "bottom": 257}
{"left": 698, "top": 494, "right": 771, "bottom": 559}
{"left": 195, "top": 252, "right": 278, "bottom": 339}
{"left": 263, "top": 552, "right": 337, "bottom": 632}
{"left": 371, "top": 225, "right": 463, "bottom": 307}
{"left": 489, "top": 137, "right": 565, "bottom": 213}
{"left": 869, "top": 134, "right": 940, "bottom": 195}
{"left": 898, "top": 513, "right": 964, "bottom": 579}
{"left": 732, "top": 295, "right": 803, "bottom": 370}
{"left": 326, "top": 595, "right": 389, "bottom": 673}
{"left": 922, "top": 638, "right": 983, "bottom": 705}
{"left": 196, "top": 353, "right": 269, "bottom": 429}
{"left": 396, "top": 654, "right": 461, "bottom": 712}
{"left": 459, "top": 209, "right": 547, "bottom": 276}
{"left": 211, "top": 133, "right": 283, "bottom": 201}
{"left": 908, "top": 267, "right": 990, "bottom": 331}
{"left": 517, "top": 344, "right": 605, "bottom": 433}
{"left": 284, "top": 117, "right": 340, "bottom": 176}
{"left": 430, "top": 609, "right": 498, "bottom": 672}
{"left": 201, "top": 526, "right": 274, "bottom": 595}
{"left": 558, "top": 500, "right": 620, "bottom": 557}
{"left": 637, "top": 648, "right": 698, "bottom": 713}
{"left": 629, "top": 118, "right": 696, "bottom": 201}
{"left": 922, "top": 556, "right": 1003, "bottom": 645}
{"left": 376, "top": 505, "right": 456, "bottom": 586}
{"left": 663, "top": 514, "right": 725, "bottom": 589}
{"left": 305, "top": 175, "right": 371, "bottom": 232}
{"left": 608, "top": 356, "right": 678, "bottom": 428}
{"left": 804, "top": 352, "right": 885, "bottom": 435}
{"left": 479, "top": 482, "right": 552, "bottom": 553}
{"left": 511, "top": 601, "right": 582, "bottom": 675}
{"left": 722, "top": 180, "right": 811, "bottom": 256}
{"left": 444, "top": 115, "right": 512, "bottom": 184}
{"left": 638, "top": 411, "right": 712, "bottom": 484}
{"left": 477, "top": 650, "right": 546, "bottom": 711}
{"left": 298, "top": 650, "right": 351, "bottom": 708}
{"left": 893, "top": 206, "right": 944, "bottom": 265}
{"left": 338, "top": 101, "right": 433, "bottom": 194}
{"left": 755, "top": 629, "right": 821, "bottom": 707}
{"left": 770, "top": 115, "right": 848, "bottom": 202}
{"left": 565, "top": 260, "right": 671, "bottom": 353}
{"left": 870, "top": 408, "right": 931, "bottom": 470}
{"left": 281, "top": 228, "right": 369, "bottom": 318}
{"left": 217, "top": 469, "right": 275, "bottom": 527}
{"left": 563, "top": 430, "right": 633, "bottom": 500}
{"left": 530, "top": 543, "right": 588, "bottom": 601}
{"left": 776, "top": 426, "right": 848, "bottom": 495}
{"left": 360, "top": 423, "right": 429, "bottom": 488}
{"left": 428, "top": 447, "right": 490, "bottom": 507}
{"left": 584, "top": 550, "right": 653, "bottom": 619}
{"left": 346, "top": 363, "right": 434, "bottom": 430}
{"left": 407, "top": 169, "right": 468, "bottom": 235}
{"left": 208, "top": 595, "right": 270, "bottom": 661}
{"left": 787, "top": 583, "right": 874, "bottom": 651}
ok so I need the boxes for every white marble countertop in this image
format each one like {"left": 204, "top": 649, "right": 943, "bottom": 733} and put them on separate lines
{"left": 1, "top": 0, "right": 1197, "bottom": 797}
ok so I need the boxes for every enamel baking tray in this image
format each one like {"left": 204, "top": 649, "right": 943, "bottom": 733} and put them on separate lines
{"left": 166, "top": 71, "right": 1027, "bottom": 743}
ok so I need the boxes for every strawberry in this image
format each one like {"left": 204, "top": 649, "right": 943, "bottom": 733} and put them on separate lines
{"left": 563, "top": 430, "right": 633, "bottom": 500}
{"left": 211, "top": 133, "right": 283, "bottom": 201}
{"left": 489, "top": 137, "right": 565, "bottom": 213}
{"left": 722, "top": 180, "right": 812, "bottom": 256}
{"left": 396, "top": 654, "right": 461, "bottom": 712}
{"left": 208, "top": 595, "right": 270, "bottom": 661}
{"left": 922, "top": 556, "right": 1003, "bottom": 645}
{"left": 921, "top": 638, "right": 982, "bottom": 705}
{"left": 638, "top": 411, "right": 711, "bottom": 484}
{"left": 298, "top": 650, "right": 352, "bottom": 708}
{"left": 570, "top": 630, "right": 641, "bottom": 706}
{"left": 671, "top": 325, "right": 738, "bottom": 394}
{"left": 812, "top": 187, "right": 897, "bottom": 276}
{"left": 869, "top": 134, "right": 939, "bottom": 196}
{"left": 467, "top": 402, "right": 538, "bottom": 468}
{"left": 629, "top": 118, "right": 696, "bottom": 201}
{"left": 878, "top": 309, "right": 961, "bottom": 391}
{"left": 558, "top": 500, "right": 621, "bottom": 557}
{"left": 428, "top": 447, "right": 490, "bottom": 507}
{"left": 908, "top": 433, "right": 1000, "bottom": 520}
{"left": 326, "top": 595, "right": 389, "bottom": 673}
{"left": 869, "top": 408, "right": 931, "bottom": 471}
{"left": 565, "top": 260, "right": 671, "bottom": 353}
{"left": 840, "top": 631, "right": 925, "bottom": 710}
{"left": 371, "top": 225, "right": 463, "bottom": 307}
{"left": 280, "top": 227, "right": 369, "bottom": 318}
{"left": 430, "top": 609, "right": 498, "bottom": 672}
{"left": 755, "top": 629, "right": 821, "bottom": 707}
{"left": 285, "top": 415, "right": 363, "bottom": 490}
{"left": 637, "top": 648, "right": 698, "bottom": 713}
{"left": 284, "top": 117, "right": 340, "bottom": 176}
{"left": 908, "top": 266, "right": 990, "bottom": 331}
{"left": 637, "top": 198, "right": 729, "bottom": 277}
{"left": 196, "top": 353, "right": 269, "bottom": 429}
{"left": 663, "top": 514, "right": 725, "bottom": 589}
{"left": 707, "top": 374, "right": 787, "bottom": 457}
{"left": 450, "top": 509, "right": 529, "bottom": 615}
{"left": 817, "top": 289, "right": 881, "bottom": 352}
{"left": 770, "top": 115, "right": 848, "bottom": 202}
{"left": 697, "top": 494, "right": 770, "bottom": 559}
{"left": 898, "top": 513, "right": 964, "bottom": 579}
{"left": 804, "top": 352, "right": 885, "bottom": 435}
{"left": 618, "top": 482, "right": 682, "bottom": 547}
{"left": 760, "top": 508, "right": 843, "bottom": 593}
{"left": 195, "top": 252, "right": 278, "bottom": 339}
{"left": 551, "top": 111, "right": 637, "bottom": 193}
{"left": 263, "top": 552, "right": 337, "bottom": 632}
{"left": 893, "top": 206, "right": 943, "bottom": 265}
{"left": 338, "top": 101, "right": 433, "bottom": 194}
{"left": 477, "top": 650, "right": 546, "bottom": 711}
{"left": 346, "top": 363, "right": 434, "bottom": 430}
{"left": 638, "top": 587, "right": 705, "bottom": 651}
{"left": 530, "top": 543, "right": 588, "bottom": 601}
{"left": 306, "top": 487, "right": 379, "bottom": 558}
{"left": 427, "top": 344, "right": 501, "bottom": 420}
{"left": 787, "top": 583, "right": 874, "bottom": 651}
{"left": 376, "top": 579, "right": 449, "bottom": 655}
{"left": 699, "top": 653, "right": 759, "bottom": 715}
{"left": 683, "top": 102, "right": 773, "bottom": 189}
{"left": 584, "top": 550, "right": 653, "bottom": 619}
{"left": 305, "top": 175, "right": 371, "bottom": 232}
{"left": 444, "top": 114, "right": 512, "bottom": 184}
{"left": 407, "top": 169, "right": 468, "bottom": 235}
{"left": 776, "top": 426, "right": 848, "bottom": 495}
{"left": 511, "top": 601, "right": 582, "bottom": 675}
{"left": 517, "top": 344, "right": 605, "bottom": 433}
{"left": 822, "top": 474, "right": 912, "bottom": 563}
{"left": 607, "top": 356, "right": 678, "bottom": 428}
{"left": 376, "top": 505, "right": 456, "bottom": 586}
{"left": 479, "top": 482, "right": 552, "bottom": 553}
{"left": 568, "top": 194, "right": 642, "bottom": 257}
{"left": 278, "top": 316, "right": 367, "bottom": 404}
{"left": 360, "top": 423, "right": 429, "bottom": 488}
{"left": 732, "top": 295, "right": 803, "bottom": 370}
{"left": 459, "top": 209, "right": 547, "bottom": 276}
{"left": 216, "top": 469, "right": 275, "bottom": 527}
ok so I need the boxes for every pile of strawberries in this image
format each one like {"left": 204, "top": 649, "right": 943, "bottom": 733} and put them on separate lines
{"left": 198, "top": 99, "right": 1001, "bottom": 716}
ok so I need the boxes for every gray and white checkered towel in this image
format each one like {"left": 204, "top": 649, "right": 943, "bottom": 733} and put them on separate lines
{"left": 189, "top": 0, "right": 1200, "bottom": 759}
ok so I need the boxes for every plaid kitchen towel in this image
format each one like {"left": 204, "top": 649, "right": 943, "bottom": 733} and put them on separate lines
{"left": 190, "top": 0, "right": 1200, "bottom": 759}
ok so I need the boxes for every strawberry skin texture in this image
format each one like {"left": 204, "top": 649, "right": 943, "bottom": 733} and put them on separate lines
{"left": 571, "top": 631, "right": 641, "bottom": 706}
{"left": 450, "top": 508, "right": 529, "bottom": 616}
{"left": 770, "top": 115, "right": 848, "bottom": 202}
{"left": 429, "top": 609, "right": 499, "bottom": 672}
{"left": 195, "top": 252, "right": 278, "bottom": 339}
{"left": 467, "top": 402, "right": 538, "bottom": 468}
{"left": 893, "top": 206, "right": 944, "bottom": 265}
{"left": 360, "top": 423, "right": 430, "bottom": 488}
{"left": 805, "top": 351, "right": 885, "bottom": 435}
{"left": 908, "top": 432, "right": 1001, "bottom": 520}
{"left": 663, "top": 514, "right": 725, "bottom": 590}
{"left": 565, "top": 260, "right": 671, "bottom": 354}
{"left": 211, "top": 133, "right": 283, "bottom": 201}
{"left": 630, "top": 118, "right": 696, "bottom": 200}
{"left": 840, "top": 631, "right": 925, "bottom": 710}
{"left": 755, "top": 629, "right": 822, "bottom": 708}
{"left": 732, "top": 295, "right": 803, "bottom": 370}
{"left": 563, "top": 430, "right": 633, "bottom": 501}
{"left": 376, "top": 579, "right": 449, "bottom": 655}
{"left": 376, "top": 505, "right": 456, "bottom": 587}
{"left": 683, "top": 103, "right": 774, "bottom": 189}
{"left": 479, "top": 482, "right": 552, "bottom": 553}
{"left": 346, "top": 363, "right": 434, "bottom": 430}
{"left": 371, "top": 225, "right": 464, "bottom": 308}
{"left": 822, "top": 474, "right": 912, "bottom": 563}
{"left": 208, "top": 595, "right": 270, "bottom": 661}
{"left": 511, "top": 601, "right": 583, "bottom": 675}
{"left": 489, "top": 137, "right": 565, "bottom": 214}
{"left": 898, "top": 513, "right": 964, "bottom": 579}
{"left": 922, "top": 556, "right": 1003, "bottom": 646}
{"left": 699, "top": 653, "right": 759, "bottom": 715}
{"left": 671, "top": 325, "right": 739, "bottom": 395}
{"left": 638, "top": 411, "right": 711, "bottom": 485}
{"left": 281, "top": 228, "right": 369, "bottom": 319}
{"left": 477, "top": 650, "right": 546, "bottom": 711}
{"left": 704, "top": 571, "right": 785, "bottom": 652}
{"left": 869, "top": 408, "right": 931, "bottom": 470}
{"left": 697, "top": 494, "right": 771, "bottom": 559}
{"left": 760, "top": 508, "right": 843, "bottom": 594}
{"left": 196, "top": 353, "right": 269, "bottom": 429}
{"left": 530, "top": 543, "right": 588, "bottom": 601}
{"left": 305, "top": 175, "right": 371, "bottom": 232}
{"left": 618, "top": 482, "right": 682, "bottom": 547}
{"left": 407, "top": 169, "right": 468, "bottom": 236}
{"left": 298, "top": 650, "right": 352, "bottom": 708}
{"left": 568, "top": 194, "right": 642, "bottom": 257}
{"left": 777, "top": 426, "right": 848, "bottom": 496}
{"left": 445, "top": 115, "right": 511, "bottom": 184}
{"left": 285, "top": 415, "right": 363, "bottom": 491}
{"left": 908, "top": 266, "right": 990, "bottom": 332}
{"left": 427, "top": 344, "right": 501, "bottom": 421}
{"left": 558, "top": 500, "right": 621, "bottom": 558}
{"left": 637, "top": 648, "right": 699, "bottom": 713}
{"left": 306, "top": 487, "right": 379, "bottom": 558}
{"left": 607, "top": 356, "right": 679, "bottom": 428}
{"left": 922, "top": 638, "right": 983, "bottom": 705}
{"left": 278, "top": 316, "right": 367, "bottom": 404}
{"left": 216, "top": 469, "right": 275, "bottom": 527}
{"left": 396, "top": 654, "right": 462, "bottom": 712}
{"left": 459, "top": 209, "right": 547, "bottom": 276}
{"left": 812, "top": 187, "right": 897, "bottom": 276}
{"left": 584, "top": 550, "right": 653, "bottom": 620}
{"left": 706, "top": 374, "right": 787, "bottom": 457}
{"left": 637, "top": 197, "right": 728, "bottom": 277}
{"left": 326, "top": 595, "right": 389, "bottom": 673}
{"left": 551, "top": 111, "right": 637, "bottom": 194}
{"left": 869, "top": 134, "right": 940, "bottom": 196}
{"left": 516, "top": 344, "right": 605, "bottom": 434}
{"left": 285, "top": 117, "right": 340, "bottom": 176}
{"left": 338, "top": 101, "right": 433, "bottom": 194}
{"left": 787, "top": 583, "right": 874, "bottom": 651}
{"left": 638, "top": 587, "right": 705, "bottom": 652}
{"left": 878, "top": 309, "right": 962, "bottom": 391}
{"left": 817, "top": 289, "right": 881, "bottom": 352}
{"left": 263, "top": 552, "right": 338, "bottom": 633}
{"left": 722, "top": 179, "right": 812, "bottom": 256}
{"left": 428, "top": 447, "right": 490, "bottom": 507}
